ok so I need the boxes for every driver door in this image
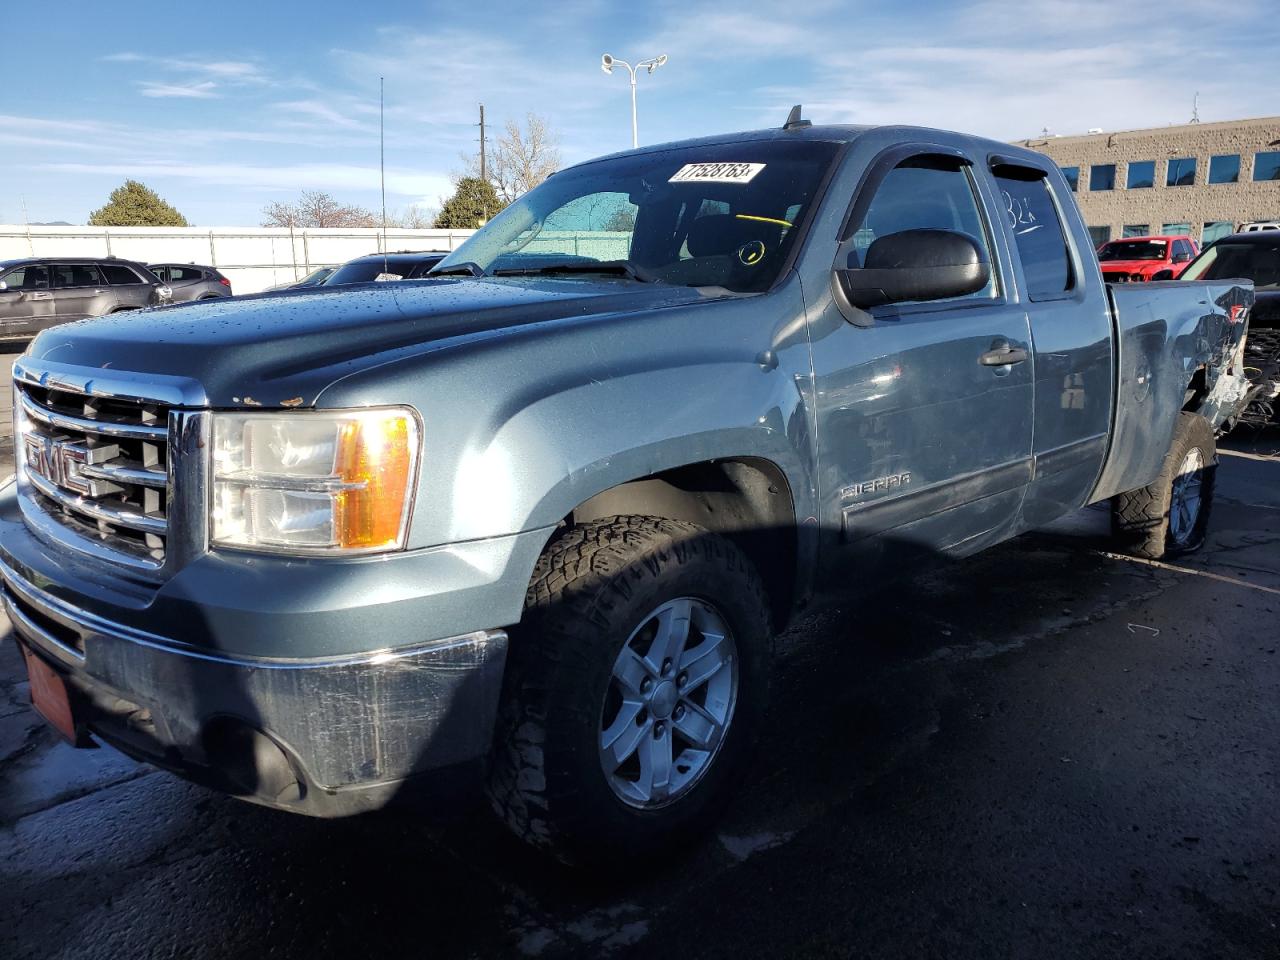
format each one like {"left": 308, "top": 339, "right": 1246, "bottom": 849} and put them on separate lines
{"left": 809, "top": 146, "right": 1035, "bottom": 580}
{"left": 0, "top": 265, "right": 55, "bottom": 340}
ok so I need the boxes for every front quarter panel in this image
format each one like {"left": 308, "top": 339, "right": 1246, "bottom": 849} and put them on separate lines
{"left": 313, "top": 278, "right": 819, "bottom": 553}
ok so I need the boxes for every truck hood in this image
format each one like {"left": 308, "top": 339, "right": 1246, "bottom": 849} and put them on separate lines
{"left": 24, "top": 278, "right": 717, "bottom": 408}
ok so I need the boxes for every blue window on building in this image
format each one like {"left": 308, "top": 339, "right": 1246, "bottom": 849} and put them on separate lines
{"left": 1202, "top": 221, "right": 1234, "bottom": 245}
{"left": 1059, "top": 166, "right": 1079, "bottom": 192}
{"left": 1254, "top": 151, "right": 1280, "bottom": 181}
{"left": 1208, "top": 155, "right": 1240, "bottom": 184}
{"left": 1167, "top": 157, "right": 1197, "bottom": 187}
{"left": 1090, "top": 164, "right": 1116, "bottom": 191}
{"left": 1126, "top": 161, "right": 1155, "bottom": 189}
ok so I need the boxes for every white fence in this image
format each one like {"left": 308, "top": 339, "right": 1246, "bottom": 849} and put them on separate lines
{"left": 0, "top": 225, "right": 476, "bottom": 294}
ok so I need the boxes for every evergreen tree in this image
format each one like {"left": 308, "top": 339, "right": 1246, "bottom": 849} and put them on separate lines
{"left": 88, "top": 180, "right": 189, "bottom": 227}
{"left": 434, "top": 177, "right": 505, "bottom": 229}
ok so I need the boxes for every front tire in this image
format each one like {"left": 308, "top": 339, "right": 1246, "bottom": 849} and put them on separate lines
{"left": 1111, "top": 411, "right": 1217, "bottom": 559}
{"left": 487, "top": 516, "right": 772, "bottom": 864}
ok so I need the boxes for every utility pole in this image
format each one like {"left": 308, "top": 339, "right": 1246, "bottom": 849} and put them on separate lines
{"left": 478, "top": 103, "right": 487, "bottom": 181}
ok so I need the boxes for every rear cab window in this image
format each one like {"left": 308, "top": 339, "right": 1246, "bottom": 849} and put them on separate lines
{"left": 990, "top": 164, "right": 1076, "bottom": 301}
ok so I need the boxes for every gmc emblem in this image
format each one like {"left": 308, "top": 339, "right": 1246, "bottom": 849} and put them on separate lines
{"left": 23, "top": 435, "right": 92, "bottom": 496}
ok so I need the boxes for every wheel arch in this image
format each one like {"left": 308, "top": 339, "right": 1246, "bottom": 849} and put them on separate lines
{"left": 561, "top": 456, "right": 800, "bottom": 631}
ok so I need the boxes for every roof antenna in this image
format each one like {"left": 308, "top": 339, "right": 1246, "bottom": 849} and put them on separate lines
{"left": 783, "top": 104, "right": 811, "bottom": 131}
{"left": 1190, "top": 91, "right": 1200, "bottom": 124}
{"left": 380, "top": 76, "right": 388, "bottom": 275}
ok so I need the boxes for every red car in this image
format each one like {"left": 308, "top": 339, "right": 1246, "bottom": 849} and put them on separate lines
{"left": 1097, "top": 235, "right": 1199, "bottom": 283}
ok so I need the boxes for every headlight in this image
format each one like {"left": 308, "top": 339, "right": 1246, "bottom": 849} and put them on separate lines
{"left": 211, "top": 408, "right": 420, "bottom": 554}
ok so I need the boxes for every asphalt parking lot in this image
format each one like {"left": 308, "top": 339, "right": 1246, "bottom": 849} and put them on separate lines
{"left": 0, "top": 353, "right": 1277, "bottom": 959}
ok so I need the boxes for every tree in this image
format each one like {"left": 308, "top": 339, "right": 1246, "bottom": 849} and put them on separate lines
{"left": 459, "top": 113, "right": 562, "bottom": 204}
{"left": 261, "top": 190, "right": 377, "bottom": 228}
{"left": 434, "top": 177, "right": 505, "bottom": 229}
{"left": 490, "top": 113, "right": 561, "bottom": 203}
{"left": 389, "top": 203, "right": 437, "bottom": 229}
{"left": 88, "top": 180, "right": 188, "bottom": 227}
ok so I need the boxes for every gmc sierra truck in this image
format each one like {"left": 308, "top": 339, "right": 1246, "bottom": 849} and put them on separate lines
{"left": 1, "top": 112, "right": 1254, "bottom": 864}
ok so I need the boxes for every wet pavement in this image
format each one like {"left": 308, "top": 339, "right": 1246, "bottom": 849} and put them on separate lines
{"left": 1, "top": 421, "right": 1278, "bottom": 958}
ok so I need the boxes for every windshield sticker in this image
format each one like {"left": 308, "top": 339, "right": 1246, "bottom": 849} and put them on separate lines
{"left": 738, "top": 240, "right": 767, "bottom": 265}
{"left": 669, "top": 162, "right": 765, "bottom": 184}
{"left": 374, "top": 272, "right": 405, "bottom": 281}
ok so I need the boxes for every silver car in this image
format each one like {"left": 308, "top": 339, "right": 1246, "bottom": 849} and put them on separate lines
{"left": 0, "top": 257, "right": 170, "bottom": 342}
{"left": 148, "top": 263, "right": 233, "bottom": 302}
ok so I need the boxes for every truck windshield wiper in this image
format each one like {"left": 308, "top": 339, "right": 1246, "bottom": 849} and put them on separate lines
{"left": 492, "top": 260, "right": 661, "bottom": 283}
{"left": 429, "top": 261, "right": 486, "bottom": 278}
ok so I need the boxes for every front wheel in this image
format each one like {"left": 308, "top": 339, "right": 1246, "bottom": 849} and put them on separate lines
{"left": 1111, "top": 411, "right": 1217, "bottom": 559}
{"left": 486, "top": 516, "right": 772, "bottom": 864}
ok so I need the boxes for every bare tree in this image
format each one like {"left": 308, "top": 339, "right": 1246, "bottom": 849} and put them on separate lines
{"left": 261, "top": 190, "right": 378, "bottom": 228}
{"left": 389, "top": 203, "right": 437, "bottom": 229}
{"left": 489, "top": 114, "right": 561, "bottom": 203}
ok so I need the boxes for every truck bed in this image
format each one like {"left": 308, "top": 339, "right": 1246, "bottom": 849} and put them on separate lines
{"left": 1090, "top": 279, "right": 1253, "bottom": 503}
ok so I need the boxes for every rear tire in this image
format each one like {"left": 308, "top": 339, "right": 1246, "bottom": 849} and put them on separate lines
{"left": 1111, "top": 411, "right": 1216, "bottom": 559}
{"left": 487, "top": 516, "right": 772, "bottom": 865}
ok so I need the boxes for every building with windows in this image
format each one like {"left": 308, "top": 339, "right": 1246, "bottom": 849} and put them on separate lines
{"left": 1016, "top": 116, "right": 1280, "bottom": 248}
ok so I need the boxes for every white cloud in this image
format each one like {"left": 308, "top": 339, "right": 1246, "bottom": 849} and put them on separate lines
{"left": 45, "top": 160, "right": 453, "bottom": 202}
{"left": 139, "top": 81, "right": 220, "bottom": 99}
{"left": 272, "top": 99, "right": 370, "bottom": 130}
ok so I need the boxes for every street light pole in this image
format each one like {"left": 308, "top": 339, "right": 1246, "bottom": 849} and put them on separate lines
{"left": 601, "top": 53, "right": 668, "bottom": 149}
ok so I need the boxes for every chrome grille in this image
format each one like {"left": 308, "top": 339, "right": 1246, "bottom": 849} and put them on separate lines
{"left": 16, "top": 381, "right": 170, "bottom": 564}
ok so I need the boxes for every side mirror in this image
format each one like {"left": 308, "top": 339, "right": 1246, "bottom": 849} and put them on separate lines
{"left": 1173, "top": 253, "right": 1191, "bottom": 263}
{"left": 1151, "top": 269, "right": 1175, "bottom": 281}
{"left": 835, "top": 229, "right": 990, "bottom": 311}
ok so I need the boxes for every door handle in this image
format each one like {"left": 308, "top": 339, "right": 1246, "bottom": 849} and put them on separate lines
{"left": 979, "top": 343, "right": 1029, "bottom": 366}
{"left": 26, "top": 291, "right": 52, "bottom": 301}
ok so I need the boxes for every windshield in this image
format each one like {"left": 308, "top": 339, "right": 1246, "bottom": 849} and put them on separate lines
{"left": 1099, "top": 240, "right": 1168, "bottom": 261}
{"left": 1180, "top": 242, "right": 1280, "bottom": 288}
{"left": 433, "top": 139, "right": 842, "bottom": 293}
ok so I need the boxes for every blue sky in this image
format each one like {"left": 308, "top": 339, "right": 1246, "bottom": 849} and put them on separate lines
{"left": 3, "top": 0, "right": 1276, "bottom": 226}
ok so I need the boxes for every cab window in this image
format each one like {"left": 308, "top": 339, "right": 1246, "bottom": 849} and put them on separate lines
{"left": 991, "top": 165, "right": 1075, "bottom": 301}
{"left": 847, "top": 155, "right": 997, "bottom": 302}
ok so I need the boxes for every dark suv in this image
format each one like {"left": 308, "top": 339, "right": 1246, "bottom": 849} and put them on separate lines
{"left": 0, "top": 257, "right": 171, "bottom": 342}
{"left": 321, "top": 251, "right": 448, "bottom": 285}
{"left": 148, "top": 263, "right": 232, "bottom": 302}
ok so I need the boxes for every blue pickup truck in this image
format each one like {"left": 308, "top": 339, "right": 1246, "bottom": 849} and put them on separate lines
{"left": 1, "top": 111, "right": 1253, "bottom": 863}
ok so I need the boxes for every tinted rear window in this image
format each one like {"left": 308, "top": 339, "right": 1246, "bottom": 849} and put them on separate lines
{"left": 326, "top": 260, "right": 410, "bottom": 284}
{"left": 1180, "top": 243, "right": 1280, "bottom": 289}
{"left": 992, "top": 167, "right": 1074, "bottom": 300}
{"left": 101, "top": 264, "right": 145, "bottom": 284}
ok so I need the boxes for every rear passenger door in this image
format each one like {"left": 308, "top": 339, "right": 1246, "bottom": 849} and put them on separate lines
{"left": 50, "top": 263, "right": 109, "bottom": 321}
{"left": 986, "top": 160, "right": 1112, "bottom": 527}
{"left": 811, "top": 145, "right": 1035, "bottom": 576}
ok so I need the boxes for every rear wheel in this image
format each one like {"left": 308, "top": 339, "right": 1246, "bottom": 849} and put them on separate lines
{"left": 1111, "top": 411, "right": 1216, "bottom": 559}
{"left": 487, "top": 516, "right": 771, "bottom": 864}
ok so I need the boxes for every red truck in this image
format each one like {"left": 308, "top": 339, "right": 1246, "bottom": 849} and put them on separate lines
{"left": 1097, "top": 235, "right": 1199, "bottom": 283}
